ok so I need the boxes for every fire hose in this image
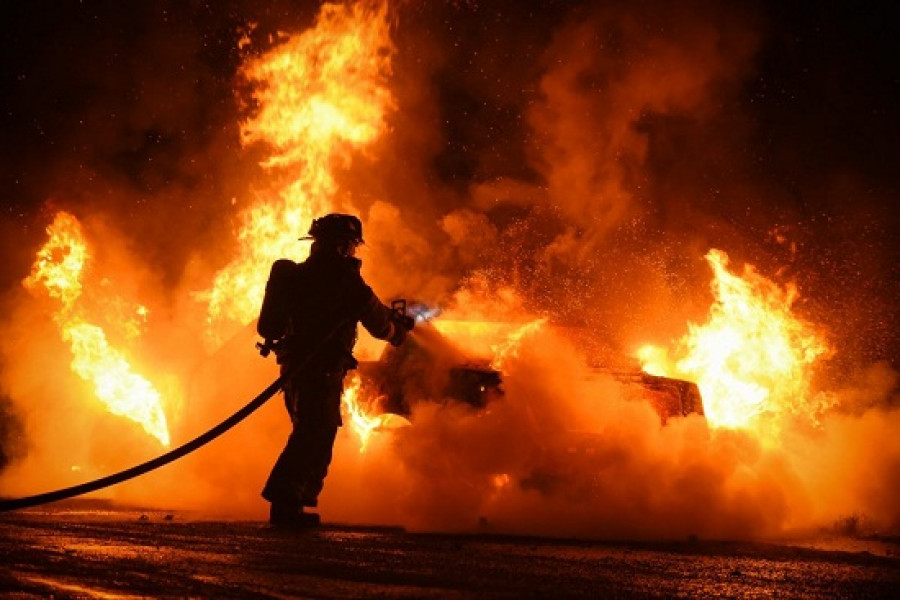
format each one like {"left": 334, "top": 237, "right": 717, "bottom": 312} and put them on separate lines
{"left": 0, "top": 300, "right": 413, "bottom": 513}
{"left": 0, "top": 375, "right": 286, "bottom": 513}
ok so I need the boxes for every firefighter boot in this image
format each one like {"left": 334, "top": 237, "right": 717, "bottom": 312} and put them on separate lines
{"left": 269, "top": 502, "right": 321, "bottom": 529}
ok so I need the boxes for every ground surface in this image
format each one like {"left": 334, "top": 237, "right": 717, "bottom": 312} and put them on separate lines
{"left": 1, "top": 502, "right": 898, "bottom": 599}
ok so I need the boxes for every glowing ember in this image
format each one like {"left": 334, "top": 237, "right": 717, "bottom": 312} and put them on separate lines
{"left": 492, "top": 474, "right": 511, "bottom": 490}
{"left": 341, "top": 372, "right": 409, "bottom": 452}
{"left": 24, "top": 212, "right": 170, "bottom": 447}
{"left": 638, "top": 249, "right": 834, "bottom": 437}
{"left": 202, "top": 0, "right": 396, "bottom": 337}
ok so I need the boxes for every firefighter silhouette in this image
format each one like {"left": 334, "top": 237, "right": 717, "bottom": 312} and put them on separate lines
{"left": 258, "top": 213, "right": 413, "bottom": 528}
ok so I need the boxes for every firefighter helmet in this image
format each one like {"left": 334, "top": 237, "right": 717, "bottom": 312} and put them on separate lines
{"left": 301, "top": 213, "right": 364, "bottom": 245}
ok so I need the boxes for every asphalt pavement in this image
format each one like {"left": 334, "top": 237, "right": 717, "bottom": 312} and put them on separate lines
{"left": 1, "top": 502, "right": 898, "bottom": 599}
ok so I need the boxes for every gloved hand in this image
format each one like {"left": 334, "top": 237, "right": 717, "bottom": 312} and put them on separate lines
{"left": 388, "top": 312, "right": 415, "bottom": 346}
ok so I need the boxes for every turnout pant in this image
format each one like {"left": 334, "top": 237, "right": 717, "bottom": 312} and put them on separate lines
{"left": 262, "top": 369, "right": 344, "bottom": 508}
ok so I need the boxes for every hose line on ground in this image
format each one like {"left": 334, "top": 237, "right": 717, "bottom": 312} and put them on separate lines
{"left": 0, "top": 375, "right": 286, "bottom": 513}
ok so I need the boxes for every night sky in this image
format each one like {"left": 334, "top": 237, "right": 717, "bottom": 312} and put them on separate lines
{"left": 1, "top": 0, "right": 899, "bottom": 364}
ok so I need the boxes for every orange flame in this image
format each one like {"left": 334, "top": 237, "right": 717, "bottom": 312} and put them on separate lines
{"left": 24, "top": 212, "right": 170, "bottom": 447}
{"left": 638, "top": 249, "right": 834, "bottom": 439}
{"left": 202, "top": 0, "right": 395, "bottom": 338}
{"left": 24, "top": 212, "right": 87, "bottom": 311}
{"left": 341, "top": 372, "right": 410, "bottom": 452}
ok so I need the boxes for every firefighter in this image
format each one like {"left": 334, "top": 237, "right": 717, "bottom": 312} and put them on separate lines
{"left": 258, "top": 213, "right": 412, "bottom": 528}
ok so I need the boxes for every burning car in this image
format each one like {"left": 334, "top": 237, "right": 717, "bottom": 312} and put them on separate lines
{"left": 354, "top": 317, "right": 704, "bottom": 424}
{"left": 356, "top": 323, "right": 504, "bottom": 418}
{"left": 348, "top": 316, "right": 706, "bottom": 498}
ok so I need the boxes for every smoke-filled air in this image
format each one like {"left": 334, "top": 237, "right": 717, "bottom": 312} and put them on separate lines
{"left": 1, "top": 0, "right": 898, "bottom": 541}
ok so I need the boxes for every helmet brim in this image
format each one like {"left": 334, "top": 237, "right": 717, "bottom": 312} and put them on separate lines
{"left": 298, "top": 235, "right": 364, "bottom": 244}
